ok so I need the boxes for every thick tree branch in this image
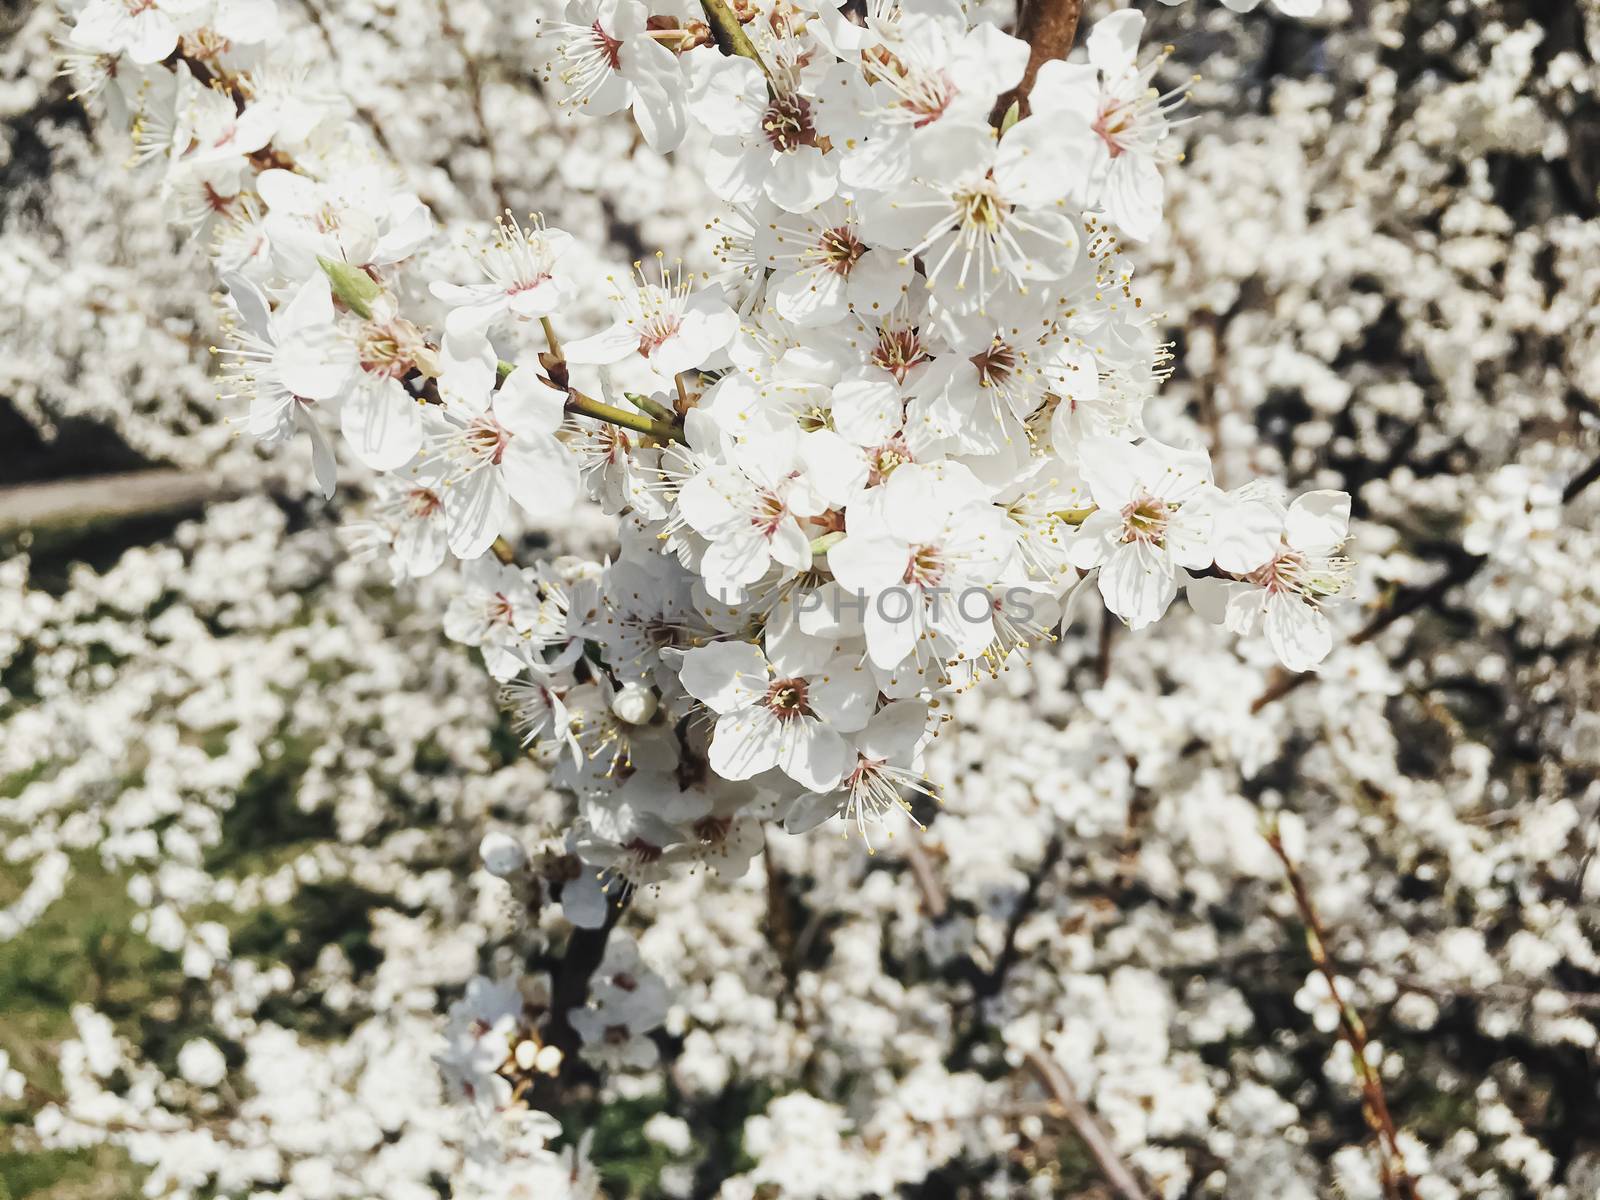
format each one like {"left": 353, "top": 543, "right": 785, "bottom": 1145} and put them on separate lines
{"left": 542, "top": 890, "right": 631, "bottom": 1069}
{"left": 991, "top": 0, "right": 1083, "bottom": 122}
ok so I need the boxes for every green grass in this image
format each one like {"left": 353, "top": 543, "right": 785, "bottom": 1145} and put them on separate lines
{"left": 0, "top": 1146, "right": 139, "bottom": 1200}
{"left": 0, "top": 857, "right": 179, "bottom": 1067}
{"left": 202, "top": 730, "right": 334, "bottom": 877}
{"left": 0, "top": 856, "right": 161, "bottom": 1199}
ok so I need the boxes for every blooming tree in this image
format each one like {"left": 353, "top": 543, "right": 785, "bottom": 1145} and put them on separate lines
{"left": 33, "top": 0, "right": 1600, "bottom": 1194}
{"left": 48, "top": 0, "right": 1359, "bottom": 1182}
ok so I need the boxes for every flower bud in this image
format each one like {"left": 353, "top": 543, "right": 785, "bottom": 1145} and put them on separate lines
{"left": 611, "top": 683, "right": 658, "bottom": 725}
{"left": 479, "top": 831, "right": 527, "bottom": 877}
{"left": 177, "top": 1038, "right": 227, "bottom": 1088}
{"left": 534, "top": 1044, "right": 564, "bottom": 1075}
{"left": 513, "top": 1039, "right": 540, "bottom": 1071}
{"left": 317, "top": 255, "right": 381, "bottom": 319}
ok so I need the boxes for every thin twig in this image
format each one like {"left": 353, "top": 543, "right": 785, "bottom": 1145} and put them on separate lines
{"left": 298, "top": 1, "right": 401, "bottom": 163}
{"left": 540, "top": 316, "right": 564, "bottom": 363}
{"left": 1096, "top": 611, "right": 1115, "bottom": 684}
{"left": 901, "top": 838, "right": 949, "bottom": 919}
{"left": 568, "top": 389, "right": 685, "bottom": 442}
{"left": 1156, "top": 948, "right": 1600, "bottom": 1009}
{"left": 949, "top": 834, "right": 1064, "bottom": 1063}
{"left": 495, "top": 357, "right": 686, "bottom": 442}
{"left": 0, "top": 470, "right": 241, "bottom": 537}
{"left": 1561, "top": 451, "right": 1600, "bottom": 504}
{"left": 436, "top": 0, "right": 513, "bottom": 216}
{"left": 1265, "top": 825, "right": 1419, "bottom": 1200}
{"left": 1024, "top": 1049, "right": 1154, "bottom": 1200}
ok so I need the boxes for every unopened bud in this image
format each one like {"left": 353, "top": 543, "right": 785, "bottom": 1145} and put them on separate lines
{"left": 412, "top": 344, "right": 442, "bottom": 379}
{"left": 611, "top": 683, "right": 658, "bottom": 725}
{"left": 513, "top": 1039, "right": 540, "bottom": 1071}
{"left": 317, "top": 255, "right": 381, "bottom": 320}
{"left": 534, "top": 1044, "right": 563, "bottom": 1075}
{"left": 479, "top": 831, "right": 527, "bottom": 877}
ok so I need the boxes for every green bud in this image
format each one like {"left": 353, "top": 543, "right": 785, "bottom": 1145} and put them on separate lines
{"left": 317, "top": 256, "right": 381, "bottom": 320}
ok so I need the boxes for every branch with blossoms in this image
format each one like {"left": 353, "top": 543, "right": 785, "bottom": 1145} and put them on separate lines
{"left": 57, "top": 0, "right": 1345, "bottom": 1181}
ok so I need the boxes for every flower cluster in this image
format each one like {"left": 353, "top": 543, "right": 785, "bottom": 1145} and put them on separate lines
{"left": 59, "top": 0, "right": 1350, "bottom": 890}
{"left": 18, "top": 0, "right": 1600, "bottom": 1193}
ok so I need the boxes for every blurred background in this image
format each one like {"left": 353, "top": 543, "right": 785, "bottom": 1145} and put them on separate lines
{"left": 3, "top": 0, "right": 1599, "bottom": 1197}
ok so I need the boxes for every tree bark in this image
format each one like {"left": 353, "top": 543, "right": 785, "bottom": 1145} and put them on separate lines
{"left": 992, "top": 0, "right": 1083, "bottom": 123}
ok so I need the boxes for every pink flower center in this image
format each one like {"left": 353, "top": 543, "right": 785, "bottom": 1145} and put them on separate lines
{"left": 694, "top": 815, "right": 732, "bottom": 846}
{"left": 749, "top": 490, "right": 789, "bottom": 537}
{"left": 624, "top": 837, "right": 664, "bottom": 864}
{"left": 902, "top": 70, "right": 955, "bottom": 128}
{"left": 637, "top": 314, "right": 682, "bottom": 358}
{"left": 202, "top": 182, "right": 233, "bottom": 214}
{"left": 358, "top": 318, "right": 423, "bottom": 379}
{"left": 506, "top": 273, "right": 551, "bottom": 296}
{"left": 972, "top": 340, "right": 1017, "bottom": 388}
{"left": 869, "top": 438, "right": 911, "bottom": 486}
{"left": 1246, "top": 549, "right": 1306, "bottom": 594}
{"left": 466, "top": 417, "right": 513, "bottom": 465}
{"left": 406, "top": 487, "right": 443, "bottom": 518}
{"left": 871, "top": 326, "right": 928, "bottom": 383}
{"left": 590, "top": 21, "right": 623, "bottom": 70}
{"left": 1093, "top": 101, "right": 1134, "bottom": 158}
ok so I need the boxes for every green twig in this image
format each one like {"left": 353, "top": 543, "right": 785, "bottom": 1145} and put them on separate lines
{"left": 568, "top": 389, "right": 685, "bottom": 443}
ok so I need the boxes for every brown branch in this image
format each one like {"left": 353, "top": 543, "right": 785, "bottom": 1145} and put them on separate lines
{"left": 946, "top": 834, "right": 1064, "bottom": 1066}
{"left": 699, "top": 0, "right": 772, "bottom": 82}
{"left": 298, "top": 0, "right": 402, "bottom": 164}
{"left": 991, "top": 0, "right": 1083, "bottom": 123}
{"left": 1265, "top": 826, "right": 1419, "bottom": 1200}
{"left": 1096, "top": 611, "right": 1115, "bottom": 684}
{"left": 1561, "top": 450, "right": 1600, "bottom": 504}
{"left": 0, "top": 469, "right": 242, "bottom": 537}
{"left": 1024, "top": 1048, "right": 1154, "bottom": 1200}
{"left": 435, "top": 0, "right": 513, "bottom": 217}
{"left": 903, "top": 838, "right": 949, "bottom": 919}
